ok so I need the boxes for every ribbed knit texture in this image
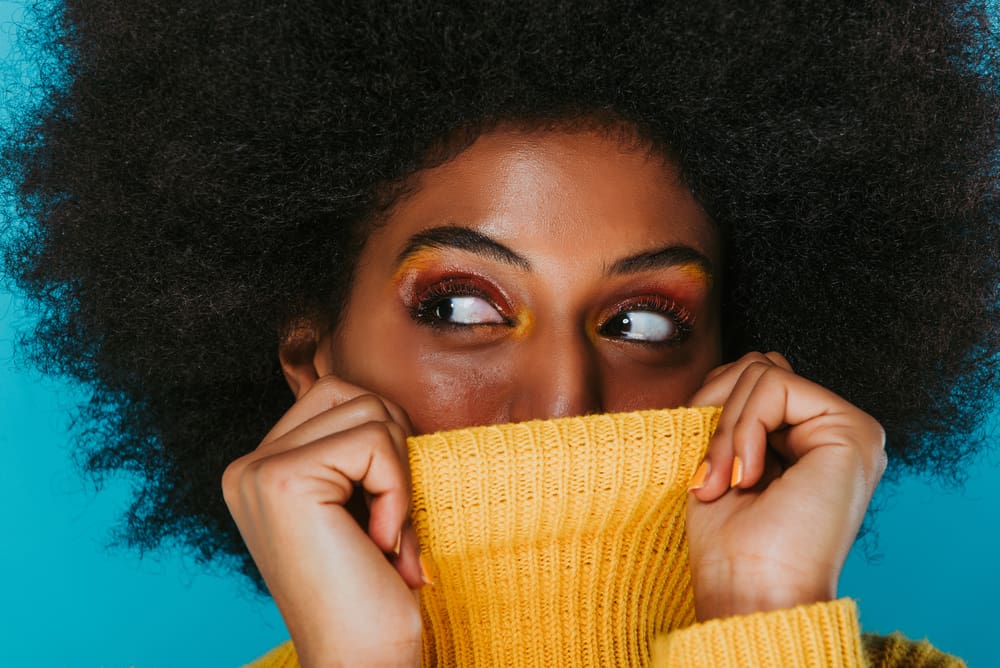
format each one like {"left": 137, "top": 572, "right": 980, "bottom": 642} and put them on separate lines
{"left": 650, "top": 598, "right": 863, "bottom": 667}
{"left": 408, "top": 407, "right": 720, "bottom": 667}
{"left": 244, "top": 408, "right": 964, "bottom": 668}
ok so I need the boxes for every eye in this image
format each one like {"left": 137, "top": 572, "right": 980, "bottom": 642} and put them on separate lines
{"left": 600, "top": 310, "right": 677, "bottom": 341}
{"left": 410, "top": 277, "right": 513, "bottom": 329}
{"left": 423, "top": 295, "right": 506, "bottom": 325}
{"left": 598, "top": 297, "right": 692, "bottom": 345}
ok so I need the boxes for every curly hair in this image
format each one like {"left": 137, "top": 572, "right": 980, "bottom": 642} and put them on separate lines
{"left": 2, "top": 0, "right": 998, "bottom": 587}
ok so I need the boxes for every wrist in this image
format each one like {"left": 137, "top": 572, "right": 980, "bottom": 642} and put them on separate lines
{"left": 692, "top": 560, "right": 837, "bottom": 622}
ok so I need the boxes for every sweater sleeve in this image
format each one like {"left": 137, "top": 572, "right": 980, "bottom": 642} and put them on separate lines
{"left": 242, "top": 640, "right": 297, "bottom": 668}
{"left": 245, "top": 619, "right": 966, "bottom": 668}
{"left": 861, "top": 632, "right": 966, "bottom": 668}
{"left": 243, "top": 616, "right": 966, "bottom": 668}
{"left": 649, "top": 599, "right": 965, "bottom": 668}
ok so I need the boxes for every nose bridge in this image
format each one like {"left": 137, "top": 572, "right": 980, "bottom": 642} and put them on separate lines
{"left": 510, "top": 324, "right": 603, "bottom": 422}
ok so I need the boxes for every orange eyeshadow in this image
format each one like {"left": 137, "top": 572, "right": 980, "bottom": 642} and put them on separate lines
{"left": 392, "top": 248, "right": 445, "bottom": 285}
{"left": 511, "top": 306, "right": 535, "bottom": 339}
{"left": 674, "top": 262, "right": 712, "bottom": 289}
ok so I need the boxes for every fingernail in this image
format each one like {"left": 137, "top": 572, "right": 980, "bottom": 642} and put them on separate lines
{"left": 730, "top": 456, "right": 743, "bottom": 488}
{"left": 392, "top": 531, "right": 402, "bottom": 558}
{"left": 688, "top": 461, "right": 710, "bottom": 491}
{"left": 419, "top": 553, "right": 435, "bottom": 587}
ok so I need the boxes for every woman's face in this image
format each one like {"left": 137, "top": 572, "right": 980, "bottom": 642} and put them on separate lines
{"left": 312, "top": 127, "right": 722, "bottom": 434}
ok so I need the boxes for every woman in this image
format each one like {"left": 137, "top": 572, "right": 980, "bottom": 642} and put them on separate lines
{"left": 3, "top": 0, "right": 998, "bottom": 665}
{"left": 223, "top": 123, "right": 889, "bottom": 665}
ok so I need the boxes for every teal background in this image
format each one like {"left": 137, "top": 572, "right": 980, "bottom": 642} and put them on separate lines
{"left": 1, "top": 1, "right": 998, "bottom": 665}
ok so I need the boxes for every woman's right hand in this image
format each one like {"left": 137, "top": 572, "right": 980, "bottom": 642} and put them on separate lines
{"left": 222, "top": 375, "right": 424, "bottom": 667}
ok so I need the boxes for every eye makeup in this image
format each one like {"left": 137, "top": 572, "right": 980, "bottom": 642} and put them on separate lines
{"left": 392, "top": 247, "right": 452, "bottom": 299}
{"left": 401, "top": 271, "right": 516, "bottom": 330}
{"left": 671, "top": 262, "right": 712, "bottom": 289}
{"left": 511, "top": 306, "right": 535, "bottom": 339}
{"left": 392, "top": 242, "right": 712, "bottom": 345}
{"left": 595, "top": 294, "right": 694, "bottom": 346}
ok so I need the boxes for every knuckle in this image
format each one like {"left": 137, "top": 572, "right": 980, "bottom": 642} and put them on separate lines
{"left": 352, "top": 393, "right": 392, "bottom": 420}
{"left": 250, "top": 457, "right": 296, "bottom": 494}
{"left": 735, "top": 353, "right": 777, "bottom": 377}
{"left": 867, "top": 422, "right": 888, "bottom": 475}
{"left": 223, "top": 453, "right": 303, "bottom": 503}
{"left": 353, "top": 419, "right": 399, "bottom": 450}
{"left": 740, "top": 351, "right": 771, "bottom": 365}
{"left": 310, "top": 374, "right": 352, "bottom": 405}
{"left": 872, "top": 421, "right": 887, "bottom": 450}
{"left": 756, "top": 363, "right": 788, "bottom": 386}
{"left": 310, "top": 374, "right": 339, "bottom": 393}
{"left": 838, "top": 418, "right": 887, "bottom": 481}
{"left": 703, "top": 363, "right": 730, "bottom": 381}
{"left": 764, "top": 351, "right": 793, "bottom": 370}
{"left": 873, "top": 447, "right": 888, "bottom": 478}
{"left": 220, "top": 459, "right": 245, "bottom": 503}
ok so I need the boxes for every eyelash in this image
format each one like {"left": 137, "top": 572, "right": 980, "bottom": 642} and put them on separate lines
{"left": 409, "top": 278, "right": 694, "bottom": 345}
{"left": 598, "top": 295, "right": 694, "bottom": 346}
{"left": 410, "top": 278, "right": 514, "bottom": 329}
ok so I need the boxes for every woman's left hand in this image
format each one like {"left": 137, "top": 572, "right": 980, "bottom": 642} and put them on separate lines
{"left": 685, "top": 352, "right": 887, "bottom": 622}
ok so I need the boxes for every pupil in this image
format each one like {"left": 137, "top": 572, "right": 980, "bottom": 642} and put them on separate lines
{"left": 435, "top": 300, "right": 454, "bottom": 321}
{"left": 619, "top": 315, "right": 632, "bottom": 333}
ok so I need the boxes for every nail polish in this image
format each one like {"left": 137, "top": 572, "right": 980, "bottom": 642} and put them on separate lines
{"left": 688, "top": 461, "right": 710, "bottom": 491}
{"left": 730, "top": 456, "right": 743, "bottom": 488}
{"left": 419, "top": 553, "right": 435, "bottom": 587}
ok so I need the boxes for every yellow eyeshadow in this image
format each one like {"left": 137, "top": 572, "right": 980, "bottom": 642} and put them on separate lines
{"left": 674, "top": 262, "right": 712, "bottom": 288}
{"left": 392, "top": 248, "right": 445, "bottom": 285}
{"left": 511, "top": 306, "right": 534, "bottom": 339}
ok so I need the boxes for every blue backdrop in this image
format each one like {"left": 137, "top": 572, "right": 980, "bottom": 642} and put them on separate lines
{"left": 1, "top": 2, "right": 998, "bottom": 665}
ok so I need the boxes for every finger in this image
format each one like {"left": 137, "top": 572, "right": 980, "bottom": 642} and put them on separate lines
{"left": 698, "top": 359, "right": 738, "bottom": 387}
{"left": 725, "top": 365, "right": 790, "bottom": 490}
{"left": 688, "top": 351, "right": 784, "bottom": 407}
{"left": 763, "top": 351, "right": 793, "bottom": 371}
{"left": 251, "top": 421, "right": 412, "bottom": 554}
{"left": 692, "top": 359, "right": 775, "bottom": 500}
{"left": 737, "top": 368, "right": 854, "bottom": 462}
{"left": 694, "top": 350, "right": 790, "bottom": 391}
{"left": 392, "top": 521, "right": 425, "bottom": 590}
{"left": 738, "top": 370, "right": 886, "bottom": 489}
{"left": 263, "top": 375, "right": 414, "bottom": 445}
{"left": 256, "top": 393, "right": 399, "bottom": 458}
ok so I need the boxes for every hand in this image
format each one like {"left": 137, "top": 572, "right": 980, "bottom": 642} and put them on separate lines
{"left": 222, "top": 376, "right": 424, "bottom": 667}
{"left": 685, "top": 352, "right": 886, "bottom": 621}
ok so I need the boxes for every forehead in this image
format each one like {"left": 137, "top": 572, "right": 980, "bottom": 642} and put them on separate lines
{"left": 371, "top": 127, "right": 719, "bottom": 267}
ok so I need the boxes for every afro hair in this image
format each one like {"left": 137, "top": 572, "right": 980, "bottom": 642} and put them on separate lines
{"left": 2, "top": 0, "right": 999, "bottom": 587}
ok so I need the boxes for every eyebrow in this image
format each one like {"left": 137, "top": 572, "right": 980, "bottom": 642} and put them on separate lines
{"left": 608, "top": 245, "right": 714, "bottom": 279}
{"left": 396, "top": 225, "right": 532, "bottom": 270}
{"left": 396, "top": 224, "right": 713, "bottom": 281}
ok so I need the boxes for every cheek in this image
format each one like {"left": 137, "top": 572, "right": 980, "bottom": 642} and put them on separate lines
{"left": 600, "top": 360, "right": 709, "bottom": 412}
{"left": 330, "top": 329, "right": 517, "bottom": 434}
{"left": 402, "top": 359, "right": 515, "bottom": 434}
{"left": 599, "top": 331, "right": 722, "bottom": 412}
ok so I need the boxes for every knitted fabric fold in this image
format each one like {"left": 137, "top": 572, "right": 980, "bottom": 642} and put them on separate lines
{"left": 244, "top": 407, "right": 962, "bottom": 668}
{"left": 650, "top": 599, "right": 864, "bottom": 668}
{"left": 408, "top": 407, "right": 721, "bottom": 667}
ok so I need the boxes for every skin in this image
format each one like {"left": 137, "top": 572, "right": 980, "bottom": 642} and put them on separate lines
{"left": 223, "top": 126, "right": 886, "bottom": 667}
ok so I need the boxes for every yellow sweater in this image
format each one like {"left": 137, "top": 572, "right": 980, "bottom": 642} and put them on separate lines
{"left": 246, "top": 408, "right": 963, "bottom": 667}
